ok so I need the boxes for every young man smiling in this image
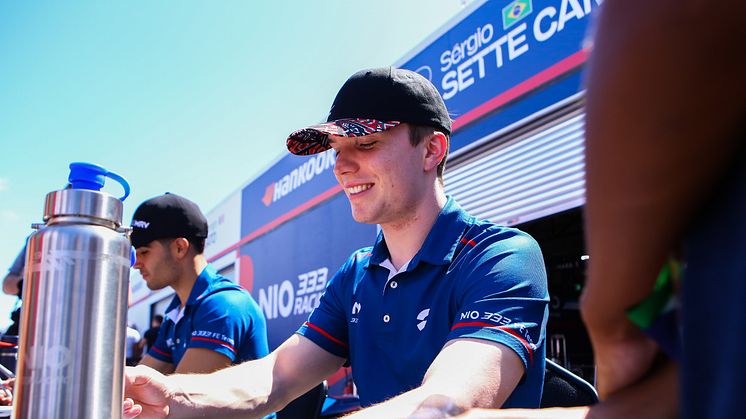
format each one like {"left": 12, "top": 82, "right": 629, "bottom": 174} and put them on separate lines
{"left": 123, "top": 68, "right": 548, "bottom": 418}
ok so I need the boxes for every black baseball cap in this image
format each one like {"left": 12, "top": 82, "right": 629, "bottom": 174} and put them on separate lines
{"left": 130, "top": 193, "right": 208, "bottom": 249}
{"left": 286, "top": 67, "right": 452, "bottom": 155}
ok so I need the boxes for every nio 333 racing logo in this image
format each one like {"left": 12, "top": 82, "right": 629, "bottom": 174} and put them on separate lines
{"left": 258, "top": 267, "right": 329, "bottom": 320}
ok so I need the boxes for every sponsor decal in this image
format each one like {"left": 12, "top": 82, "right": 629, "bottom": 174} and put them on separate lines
{"left": 258, "top": 267, "right": 329, "bottom": 319}
{"left": 22, "top": 344, "right": 72, "bottom": 384}
{"left": 417, "top": 308, "right": 430, "bottom": 331}
{"left": 29, "top": 249, "right": 130, "bottom": 273}
{"left": 192, "top": 330, "right": 236, "bottom": 347}
{"left": 436, "top": 0, "right": 602, "bottom": 101}
{"left": 132, "top": 220, "right": 150, "bottom": 229}
{"left": 262, "top": 150, "right": 336, "bottom": 207}
{"left": 206, "top": 214, "right": 225, "bottom": 247}
{"left": 502, "top": 0, "right": 533, "bottom": 30}
{"left": 351, "top": 302, "right": 362, "bottom": 324}
{"left": 460, "top": 310, "right": 512, "bottom": 326}
{"left": 456, "top": 310, "right": 537, "bottom": 349}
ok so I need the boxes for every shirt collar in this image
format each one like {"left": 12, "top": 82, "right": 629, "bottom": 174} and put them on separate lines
{"left": 368, "top": 196, "right": 472, "bottom": 269}
{"left": 164, "top": 264, "right": 221, "bottom": 317}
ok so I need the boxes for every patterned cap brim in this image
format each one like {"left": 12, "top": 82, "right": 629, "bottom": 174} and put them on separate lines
{"left": 287, "top": 119, "right": 400, "bottom": 155}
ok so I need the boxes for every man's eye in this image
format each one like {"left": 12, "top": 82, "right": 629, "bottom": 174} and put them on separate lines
{"left": 359, "top": 142, "right": 376, "bottom": 149}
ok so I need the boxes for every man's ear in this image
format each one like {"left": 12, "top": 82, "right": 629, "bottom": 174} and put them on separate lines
{"left": 423, "top": 131, "right": 448, "bottom": 173}
{"left": 171, "top": 238, "right": 191, "bottom": 259}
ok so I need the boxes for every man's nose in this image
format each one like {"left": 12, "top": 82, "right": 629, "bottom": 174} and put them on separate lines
{"left": 333, "top": 150, "right": 358, "bottom": 176}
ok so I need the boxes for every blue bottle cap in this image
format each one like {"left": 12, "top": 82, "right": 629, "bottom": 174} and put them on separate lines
{"left": 68, "top": 162, "right": 131, "bottom": 201}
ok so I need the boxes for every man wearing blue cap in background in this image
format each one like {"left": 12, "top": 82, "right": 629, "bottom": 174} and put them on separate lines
{"left": 130, "top": 193, "right": 270, "bottom": 374}
{"left": 123, "top": 68, "right": 548, "bottom": 418}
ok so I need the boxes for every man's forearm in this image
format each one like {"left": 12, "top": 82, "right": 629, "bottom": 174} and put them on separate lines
{"left": 345, "top": 379, "right": 494, "bottom": 418}
{"left": 345, "top": 387, "right": 445, "bottom": 419}
{"left": 166, "top": 355, "right": 286, "bottom": 418}
{"left": 348, "top": 339, "right": 523, "bottom": 418}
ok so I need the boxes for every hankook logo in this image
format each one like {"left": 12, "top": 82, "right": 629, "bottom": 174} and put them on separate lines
{"left": 262, "top": 150, "right": 336, "bottom": 207}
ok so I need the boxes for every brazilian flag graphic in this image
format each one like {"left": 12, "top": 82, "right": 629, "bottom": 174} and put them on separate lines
{"left": 502, "top": 0, "right": 533, "bottom": 30}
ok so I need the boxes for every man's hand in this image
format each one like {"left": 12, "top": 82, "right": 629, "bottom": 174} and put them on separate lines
{"left": 123, "top": 365, "right": 172, "bottom": 419}
{"left": 406, "top": 396, "right": 589, "bottom": 419}
{"left": 406, "top": 395, "right": 466, "bottom": 418}
{"left": 588, "top": 330, "right": 658, "bottom": 399}
{"left": 580, "top": 294, "right": 659, "bottom": 398}
{"left": 452, "top": 407, "right": 589, "bottom": 419}
{"left": 0, "top": 378, "right": 14, "bottom": 406}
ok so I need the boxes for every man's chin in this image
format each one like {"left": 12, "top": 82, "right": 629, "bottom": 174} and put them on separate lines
{"left": 350, "top": 208, "right": 378, "bottom": 225}
{"left": 351, "top": 213, "right": 376, "bottom": 224}
{"left": 145, "top": 282, "right": 165, "bottom": 291}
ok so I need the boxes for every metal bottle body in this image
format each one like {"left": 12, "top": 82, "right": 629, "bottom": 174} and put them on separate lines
{"left": 14, "top": 189, "right": 130, "bottom": 419}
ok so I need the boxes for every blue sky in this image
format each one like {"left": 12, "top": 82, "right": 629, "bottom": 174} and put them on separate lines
{"left": 0, "top": 0, "right": 471, "bottom": 330}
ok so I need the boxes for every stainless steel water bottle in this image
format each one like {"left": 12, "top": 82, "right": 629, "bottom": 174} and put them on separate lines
{"left": 14, "top": 162, "right": 133, "bottom": 419}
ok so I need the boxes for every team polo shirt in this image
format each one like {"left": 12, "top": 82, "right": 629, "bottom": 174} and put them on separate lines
{"left": 298, "top": 197, "right": 549, "bottom": 408}
{"left": 149, "top": 265, "right": 269, "bottom": 366}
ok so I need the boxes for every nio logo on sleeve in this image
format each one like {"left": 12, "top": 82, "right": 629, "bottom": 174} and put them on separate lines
{"left": 460, "top": 310, "right": 512, "bottom": 326}
{"left": 132, "top": 220, "right": 150, "bottom": 229}
{"left": 417, "top": 308, "right": 430, "bottom": 331}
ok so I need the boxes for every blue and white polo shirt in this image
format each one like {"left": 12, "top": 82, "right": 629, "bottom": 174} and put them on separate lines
{"left": 149, "top": 264, "right": 269, "bottom": 366}
{"left": 297, "top": 197, "right": 549, "bottom": 407}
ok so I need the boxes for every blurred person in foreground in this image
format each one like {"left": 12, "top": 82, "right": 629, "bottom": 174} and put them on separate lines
{"left": 580, "top": 0, "right": 745, "bottom": 417}
{"left": 411, "top": 0, "right": 746, "bottom": 418}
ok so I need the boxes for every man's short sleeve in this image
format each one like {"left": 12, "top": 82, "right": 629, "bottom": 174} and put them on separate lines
{"left": 147, "top": 324, "right": 174, "bottom": 364}
{"left": 8, "top": 243, "right": 27, "bottom": 276}
{"left": 296, "top": 254, "right": 357, "bottom": 359}
{"left": 448, "top": 228, "right": 549, "bottom": 370}
{"left": 188, "top": 290, "right": 253, "bottom": 362}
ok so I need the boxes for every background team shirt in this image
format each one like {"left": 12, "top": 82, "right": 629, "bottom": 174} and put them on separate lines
{"left": 298, "top": 197, "right": 549, "bottom": 407}
{"left": 149, "top": 265, "right": 269, "bottom": 366}
{"left": 8, "top": 242, "right": 26, "bottom": 276}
